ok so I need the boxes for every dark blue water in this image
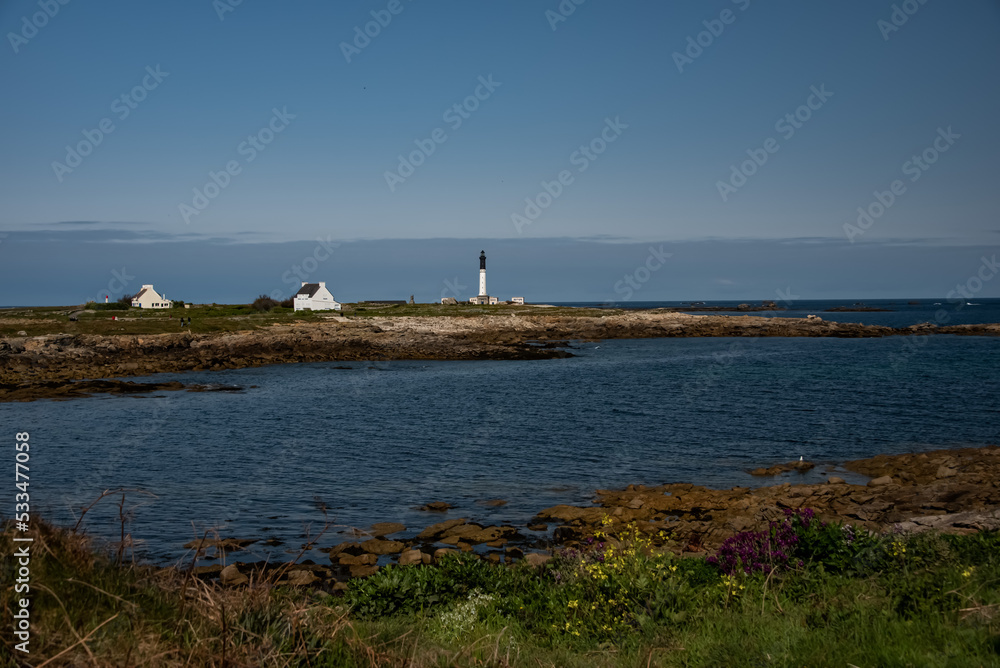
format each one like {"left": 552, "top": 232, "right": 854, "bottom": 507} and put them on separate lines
{"left": 556, "top": 298, "right": 1000, "bottom": 327}
{"left": 9, "top": 335, "right": 1000, "bottom": 565}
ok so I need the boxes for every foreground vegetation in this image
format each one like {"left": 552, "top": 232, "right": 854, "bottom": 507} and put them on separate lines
{"left": 2, "top": 512, "right": 998, "bottom": 666}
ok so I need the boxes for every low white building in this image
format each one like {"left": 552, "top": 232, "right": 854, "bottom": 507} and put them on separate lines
{"left": 511, "top": 297, "right": 524, "bottom": 305}
{"left": 294, "top": 282, "right": 341, "bottom": 311}
{"left": 131, "top": 284, "right": 171, "bottom": 309}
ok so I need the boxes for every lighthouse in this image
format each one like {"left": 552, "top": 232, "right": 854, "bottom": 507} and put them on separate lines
{"left": 469, "top": 249, "right": 498, "bottom": 304}
{"left": 479, "top": 250, "right": 487, "bottom": 297}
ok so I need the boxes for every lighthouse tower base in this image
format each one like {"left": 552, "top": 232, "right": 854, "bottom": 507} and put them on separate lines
{"left": 469, "top": 295, "right": 498, "bottom": 305}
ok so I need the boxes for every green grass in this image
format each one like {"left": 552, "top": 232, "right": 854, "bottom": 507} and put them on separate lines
{"left": 0, "top": 304, "right": 325, "bottom": 337}
{"left": 0, "top": 302, "right": 623, "bottom": 337}
{"left": 4, "top": 515, "right": 998, "bottom": 666}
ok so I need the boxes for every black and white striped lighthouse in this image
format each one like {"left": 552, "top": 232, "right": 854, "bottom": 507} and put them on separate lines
{"left": 478, "top": 250, "right": 487, "bottom": 297}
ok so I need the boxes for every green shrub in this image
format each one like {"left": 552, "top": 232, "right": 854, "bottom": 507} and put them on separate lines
{"left": 84, "top": 301, "right": 129, "bottom": 311}
{"left": 251, "top": 295, "right": 278, "bottom": 312}
{"left": 347, "top": 553, "right": 505, "bottom": 618}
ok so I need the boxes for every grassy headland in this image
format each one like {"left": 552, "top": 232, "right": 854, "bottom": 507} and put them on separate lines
{"left": 0, "top": 303, "right": 610, "bottom": 338}
{"left": 2, "top": 303, "right": 999, "bottom": 401}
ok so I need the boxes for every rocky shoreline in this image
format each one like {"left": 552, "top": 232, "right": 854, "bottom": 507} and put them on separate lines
{"left": 182, "top": 446, "right": 999, "bottom": 589}
{"left": 3, "top": 311, "right": 998, "bottom": 402}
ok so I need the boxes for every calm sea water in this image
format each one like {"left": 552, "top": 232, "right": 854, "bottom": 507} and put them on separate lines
{"left": 9, "top": 329, "right": 999, "bottom": 565}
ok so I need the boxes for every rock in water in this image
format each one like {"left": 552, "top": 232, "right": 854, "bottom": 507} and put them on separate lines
{"left": 416, "top": 518, "right": 468, "bottom": 541}
{"left": 370, "top": 522, "right": 406, "bottom": 536}
{"left": 360, "top": 539, "right": 405, "bottom": 555}
{"left": 419, "top": 501, "right": 453, "bottom": 512}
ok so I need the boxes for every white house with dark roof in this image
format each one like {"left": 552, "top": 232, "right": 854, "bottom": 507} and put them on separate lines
{"left": 131, "top": 284, "right": 170, "bottom": 309}
{"left": 294, "top": 282, "right": 341, "bottom": 311}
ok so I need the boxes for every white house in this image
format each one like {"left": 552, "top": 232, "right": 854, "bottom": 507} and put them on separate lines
{"left": 294, "top": 282, "right": 341, "bottom": 311}
{"left": 511, "top": 297, "right": 525, "bottom": 305}
{"left": 131, "top": 284, "right": 171, "bottom": 309}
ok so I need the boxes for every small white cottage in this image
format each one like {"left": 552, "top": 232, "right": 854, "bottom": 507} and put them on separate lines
{"left": 294, "top": 282, "right": 341, "bottom": 311}
{"left": 131, "top": 284, "right": 170, "bottom": 309}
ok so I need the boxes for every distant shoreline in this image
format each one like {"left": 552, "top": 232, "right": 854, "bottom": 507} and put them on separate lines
{"left": 2, "top": 306, "right": 999, "bottom": 402}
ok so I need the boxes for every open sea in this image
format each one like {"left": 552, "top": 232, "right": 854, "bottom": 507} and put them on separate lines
{"left": 6, "top": 299, "right": 1000, "bottom": 565}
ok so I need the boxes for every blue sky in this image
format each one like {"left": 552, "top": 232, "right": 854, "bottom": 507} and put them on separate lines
{"left": 1, "top": 1, "right": 998, "bottom": 304}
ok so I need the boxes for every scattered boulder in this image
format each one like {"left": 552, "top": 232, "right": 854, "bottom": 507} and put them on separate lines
{"left": 219, "top": 564, "right": 247, "bottom": 586}
{"left": 360, "top": 539, "right": 405, "bottom": 555}
{"left": 338, "top": 553, "right": 377, "bottom": 566}
{"left": 416, "top": 518, "right": 468, "bottom": 541}
{"left": 868, "top": 476, "right": 894, "bottom": 487}
{"left": 439, "top": 524, "right": 513, "bottom": 545}
{"left": 419, "top": 502, "right": 453, "bottom": 512}
{"left": 325, "top": 542, "right": 363, "bottom": 557}
{"left": 283, "top": 569, "right": 319, "bottom": 586}
{"left": 750, "top": 461, "right": 815, "bottom": 476}
{"left": 349, "top": 564, "right": 378, "bottom": 578}
{"left": 477, "top": 499, "right": 508, "bottom": 507}
{"left": 370, "top": 522, "right": 406, "bottom": 536}
{"left": 433, "top": 548, "right": 459, "bottom": 562}
{"left": 398, "top": 549, "right": 423, "bottom": 566}
{"left": 827, "top": 477, "right": 846, "bottom": 485}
